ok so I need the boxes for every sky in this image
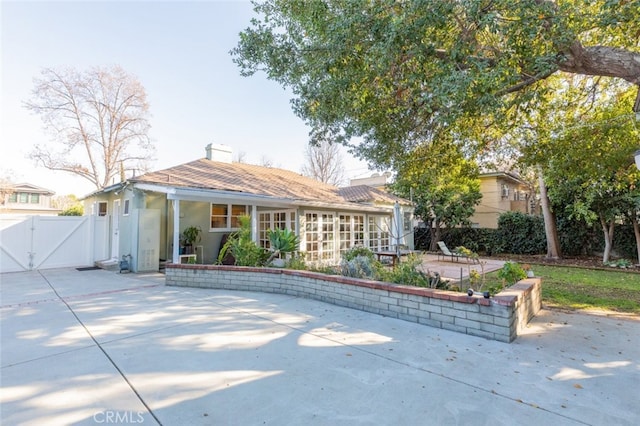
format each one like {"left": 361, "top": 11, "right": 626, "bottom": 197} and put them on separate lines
{"left": 1, "top": 0, "right": 371, "bottom": 197}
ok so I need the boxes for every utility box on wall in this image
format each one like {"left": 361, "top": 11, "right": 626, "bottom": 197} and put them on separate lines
{"left": 135, "top": 209, "right": 160, "bottom": 272}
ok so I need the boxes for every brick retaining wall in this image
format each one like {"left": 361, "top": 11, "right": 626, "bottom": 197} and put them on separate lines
{"left": 166, "top": 264, "right": 541, "bottom": 343}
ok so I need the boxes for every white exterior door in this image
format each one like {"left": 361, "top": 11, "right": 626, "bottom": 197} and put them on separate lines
{"left": 304, "top": 212, "right": 335, "bottom": 262}
{"left": 111, "top": 200, "right": 120, "bottom": 259}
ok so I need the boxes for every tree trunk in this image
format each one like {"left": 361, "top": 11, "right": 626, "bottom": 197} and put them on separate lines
{"left": 430, "top": 219, "right": 442, "bottom": 252}
{"left": 558, "top": 43, "right": 640, "bottom": 85}
{"left": 538, "top": 170, "right": 561, "bottom": 259}
{"left": 600, "top": 215, "right": 615, "bottom": 263}
{"left": 632, "top": 211, "right": 640, "bottom": 265}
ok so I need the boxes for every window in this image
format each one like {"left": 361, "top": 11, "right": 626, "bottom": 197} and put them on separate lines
{"left": 19, "top": 193, "right": 29, "bottom": 203}
{"left": 368, "top": 216, "right": 390, "bottom": 252}
{"left": 211, "top": 204, "right": 228, "bottom": 228}
{"left": 210, "top": 203, "right": 248, "bottom": 230}
{"left": 259, "top": 210, "right": 296, "bottom": 249}
{"left": 97, "top": 201, "right": 108, "bottom": 216}
{"left": 30, "top": 193, "right": 40, "bottom": 204}
{"left": 8, "top": 193, "right": 17, "bottom": 203}
{"left": 339, "top": 214, "right": 364, "bottom": 255}
{"left": 304, "top": 212, "right": 334, "bottom": 262}
{"left": 230, "top": 204, "right": 247, "bottom": 228}
{"left": 123, "top": 199, "right": 130, "bottom": 216}
{"left": 403, "top": 212, "right": 412, "bottom": 231}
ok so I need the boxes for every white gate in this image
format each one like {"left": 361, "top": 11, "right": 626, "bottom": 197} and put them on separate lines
{"left": 0, "top": 215, "right": 108, "bottom": 273}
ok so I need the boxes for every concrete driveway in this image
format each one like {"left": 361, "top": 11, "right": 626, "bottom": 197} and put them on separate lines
{"left": 1, "top": 268, "right": 638, "bottom": 425}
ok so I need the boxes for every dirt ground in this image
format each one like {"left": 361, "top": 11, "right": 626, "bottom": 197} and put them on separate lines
{"left": 490, "top": 253, "right": 640, "bottom": 273}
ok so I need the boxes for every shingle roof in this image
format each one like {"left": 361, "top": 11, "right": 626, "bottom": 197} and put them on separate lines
{"left": 132, "top": 158, "right": 346, "bottom": 203}
{"left": 338, "top": 185, "right": 408, "bottom": 205}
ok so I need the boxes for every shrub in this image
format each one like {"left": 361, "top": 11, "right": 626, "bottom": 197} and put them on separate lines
{"left": 377, "top": 254, "right": 431, "bottom": 287}
{"left": 217, "top": 215, "right": 267, "bottom": 266}
{"left": 342, "top": 246, "right": 375, "bottom": 262}
{"left": 59, "top": 205, "right": 83, "bottom": 216}
{"left": 340, "top": 255, "right": 376, "bottom": 279}
{"left": 266, "top": 228, "right": 300, "bottom": 264}
{"left": 285, "top": 253, "right": 307, "bottom": 270}
{"left": 494, "top": 212, "right": 546, "bottom": 255}
{"left": 496, "top": 262, "right": 527, "bottom": 287}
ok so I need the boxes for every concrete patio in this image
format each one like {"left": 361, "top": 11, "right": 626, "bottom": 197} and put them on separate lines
{"left": 1, "top": 267, "right": 638, "bottom": 425}
{"left": 417, "top": 253, "right": 505, "bottom": 283}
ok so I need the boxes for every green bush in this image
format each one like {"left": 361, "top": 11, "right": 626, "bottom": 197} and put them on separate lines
{"left": 266, "top": 228, "right": 300, "bottom": 264}
{"left": 285, "top": 253, "right": 307, "bottom": 270}
{"left": 377, "top": 254, "right": 431, "bottom": 287}
{"left": 497, "top": 262, "right": 527, "bottom": 287}
{"left": 493, "top": 212, "right": 546, "bottom": 255}
{"left": 555, "top": 215, "right": 599, "bottom": 256}
{"left": 217, "top": 215, "right": 267, "bottom": 266}
{"left": 59, "top": 205, "right": 84, "bottom": 216}
{"left": 340, "top": 255, "right": 376, "bottom": 279}
{"left": 342, "top": 246, "right": 375, "bottom": 262}
{"left": 415, "top": 211, "right": 637, "bottom": 260}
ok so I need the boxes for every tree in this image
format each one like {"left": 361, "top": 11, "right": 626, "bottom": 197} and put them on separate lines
{"left": 527, "top": 87, "right": 640, "bottom": 263}
{"left": 0, "top": 174, "right": 14, "bottom": 209}
{"left": 301, "top": 141, "right": 346, "bottom": 186}
{"left": 391, "top": 140, "right": 482, "bottom": 251}
{"left": 26, "top": 66, "right": 154, "bottom": 190}
{"left": 52, "top": 194, "right": 83, "bottom": 213}
{"left": 232, "top": 1, "right": 639, "bottom": 168}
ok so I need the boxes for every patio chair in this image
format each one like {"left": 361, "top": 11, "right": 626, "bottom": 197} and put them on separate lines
{"left": 437, "top": 241, "right": 479, "bottom": 264}
{"left": 437, "top": 241, "right": 459, "bottom": 262}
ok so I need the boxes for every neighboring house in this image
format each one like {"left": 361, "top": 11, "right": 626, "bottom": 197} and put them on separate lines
{"left": 349, "top": 172, "right": 392, "bottom": 190}
{"left": 470, "top": 172, "right": 533, "bottom": 229}
{"left": 83, "top": 144, "right": 414, "bottom": 272}
{"left": 0, "top": 183, "right": 61, "bottom": 216}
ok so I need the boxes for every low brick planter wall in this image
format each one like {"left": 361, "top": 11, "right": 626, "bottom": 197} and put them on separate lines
{"left": 166, "top": 264, "right": 541, "bottom": 343}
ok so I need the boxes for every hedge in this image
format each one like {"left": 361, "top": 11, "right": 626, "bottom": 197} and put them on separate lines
{"left": 415, "top": 211, "right": 637, "bottom": 260}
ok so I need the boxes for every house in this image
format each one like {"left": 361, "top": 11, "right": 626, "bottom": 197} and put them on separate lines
{"left": 470, "top": 172, "right": 533, "bottom": 229}
{"left": 0, "top": 183, "right": 61, "bottom": 216}
{"left": 83, "top": 144, "right": 414, "bottom": 272}
{"left": 349, "top": 172, "right": 392, "bottom": 190}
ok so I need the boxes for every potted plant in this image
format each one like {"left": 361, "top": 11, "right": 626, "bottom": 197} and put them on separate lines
{"left": 181, "top": 226, "right": 202, "bottom": 254}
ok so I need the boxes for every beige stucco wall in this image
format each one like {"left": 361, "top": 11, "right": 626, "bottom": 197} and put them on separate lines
{"left": 470, "top": 176, "right": 531, "bottom": 229}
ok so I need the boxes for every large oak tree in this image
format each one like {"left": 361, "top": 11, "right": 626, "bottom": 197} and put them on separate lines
{"left": 232, "top": 0, "right": 640, "bottom": 168}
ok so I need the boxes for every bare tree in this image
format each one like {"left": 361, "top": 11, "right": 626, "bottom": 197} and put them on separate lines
{"left": 25, "top": 66, "right": 154, "bottom": 190}
{"left": 0, "top": 173, "right": 14, "bottom": 208}
{"left": 260, "top": 155, "right": 274, "bottom": 168}
{"left": 301, "top": 141, "right": 346, "bottom": 186}
{"left": 234, "top": 151, "right": 247, "bottom": 163}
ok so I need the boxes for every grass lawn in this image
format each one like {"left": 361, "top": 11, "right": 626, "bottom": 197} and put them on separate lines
{"left": 486, "top": 265, "right": 640, "bottom": 314}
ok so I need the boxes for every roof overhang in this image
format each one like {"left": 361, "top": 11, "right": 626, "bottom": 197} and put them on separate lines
{"left": 480, "top": 172, "right": 530, "bottom": 187}
{"left": 134, "top": 183, "right": 394, "bottom": 213}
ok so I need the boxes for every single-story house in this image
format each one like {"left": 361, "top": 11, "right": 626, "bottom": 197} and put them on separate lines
{"left": 83, "top": 144, "right": 414, "bottom": 272}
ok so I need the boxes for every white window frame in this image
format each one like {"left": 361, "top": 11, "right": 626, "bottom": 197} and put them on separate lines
{"left": 210, "top": 203, "right": 249, "bottom": 231}
{"left": 97, "top": 201, "right": 108, "bottom": 217}
{"left": 123, "top": 199, "right": 130, "bottom": 216}
{"left": 304, "top": 211, "right": 335, "bottom": 262}
{"left": 367, "top": 215, "right": 391, "bottom": 252}
{"left": 258, "top": 210, "right": 296, "bottom": 249}
{"left": 338, "top": 213, "right": 365, "bottom": 255}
